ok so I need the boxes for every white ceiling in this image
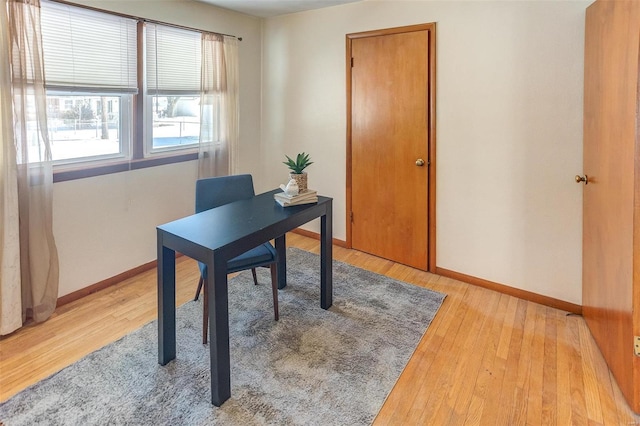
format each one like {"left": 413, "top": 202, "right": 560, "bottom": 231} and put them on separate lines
{"left": 197, "top": 0, "right": 362, "bottom": 18}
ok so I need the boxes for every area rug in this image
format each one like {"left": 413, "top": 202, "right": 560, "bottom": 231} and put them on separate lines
{"left": 0, "top": 248, "right": 445, "bottom": 425}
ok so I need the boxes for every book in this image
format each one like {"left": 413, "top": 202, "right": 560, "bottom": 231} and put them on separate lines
{"left": 274, "top": 189, "right": 317, "bottom": 201}
{"left": 274, "top": 189, "right": 318, "bottom": 207}
{"left": 275, "top": 197, "right": 318, "bottom": 207}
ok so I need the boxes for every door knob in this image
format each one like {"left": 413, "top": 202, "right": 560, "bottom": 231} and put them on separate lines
{"left": 416, "top": 159, "right": 425, "bottom": 167}
{"left": 575, "top": 174, "right": 588, "bottom": 185}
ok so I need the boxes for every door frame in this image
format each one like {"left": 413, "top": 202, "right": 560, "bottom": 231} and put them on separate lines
{"left": 345, "top": 23, "right": 437, "bottom": 272}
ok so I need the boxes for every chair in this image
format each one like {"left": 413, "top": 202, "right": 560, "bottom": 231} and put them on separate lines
{"left": 193, "top": 174, "right": 279, "bottom": 344}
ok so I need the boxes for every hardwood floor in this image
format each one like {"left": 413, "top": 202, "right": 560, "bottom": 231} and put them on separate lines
{"left": 1, "top": 233, "right": 638, "bottom": 424}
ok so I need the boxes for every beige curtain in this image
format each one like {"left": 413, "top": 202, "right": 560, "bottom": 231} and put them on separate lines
{"left": 0, "top": 0, "right": 59, "bottom": 335}
{"left": 198, "top": 34, "right": 239, "bottom": 178}
{"left": 0, "top": 0, "right": 21, "bottom": 335}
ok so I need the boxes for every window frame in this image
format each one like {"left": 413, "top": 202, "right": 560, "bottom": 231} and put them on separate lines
{"left": 144, "top": 94, "right": 201, "bottom": 157}
{"left": 46, "top": 91, "right": 134, "bottom": 168}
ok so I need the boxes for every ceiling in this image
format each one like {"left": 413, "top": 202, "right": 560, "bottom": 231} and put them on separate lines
{"left": 197, "top": 0, "right": 362, "bottom": 18}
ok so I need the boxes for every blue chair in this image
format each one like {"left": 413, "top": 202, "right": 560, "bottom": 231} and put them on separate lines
{"left": 193, "top": 174, "right": 279, "bottom": 344}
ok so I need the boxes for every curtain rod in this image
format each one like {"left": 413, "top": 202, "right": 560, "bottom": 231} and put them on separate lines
{"left": 47, "top": 0, "right": 243, "bottom": 41}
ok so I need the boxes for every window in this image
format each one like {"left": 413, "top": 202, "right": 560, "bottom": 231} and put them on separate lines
{"left": 46, "top": 93, "right": 131, "bottom": 162}
{"left": 34, "top": 0, "right": 215, "bottom": 175}
{"left": 146, "top": 24, "right": 202, "bottom": 153}
{"left": 148, "top": 95, "right": 200, "bottom": 151}
{"left": 40, "top": 1, "right": 136, "bottom": 164}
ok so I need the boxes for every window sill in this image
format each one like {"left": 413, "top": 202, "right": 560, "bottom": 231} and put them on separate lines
{"left": 53, "top": 152, "right": 198, "bottom": 183}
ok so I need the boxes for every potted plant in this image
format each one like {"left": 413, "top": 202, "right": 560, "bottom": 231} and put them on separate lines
{"left": 283, "top": 152, "right": 313, "bottom": 192}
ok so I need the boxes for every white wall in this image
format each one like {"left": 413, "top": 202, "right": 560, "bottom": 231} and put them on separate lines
{"left": 261, "top": 0, "right": 589, "bottom": 304}
{"left": 54, "top": 0, "right": 262, "bottom": 296}
{"left": 53, "top": 162, "right": 196, "bottom": 294}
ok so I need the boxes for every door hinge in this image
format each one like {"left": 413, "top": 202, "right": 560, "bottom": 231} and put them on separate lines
{"left": 351, "top": 57, "right": 354, "bottom": 68}
{"left": 635, "top": 336, "right": 640, "bottom": 356}
{"left": 350, "top": 211, "right": 354, "bottom": 222}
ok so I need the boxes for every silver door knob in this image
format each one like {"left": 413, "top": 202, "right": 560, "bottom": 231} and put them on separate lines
{"left": 416, "top": 159, "right": 425, "bottom": 166}
{"left": 575, "top": 175, "right": 588, "bottom": 185}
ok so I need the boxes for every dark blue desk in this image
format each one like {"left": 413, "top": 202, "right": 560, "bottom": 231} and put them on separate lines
{"left": 156, "top": 189, "right": 333, "bottom": 406}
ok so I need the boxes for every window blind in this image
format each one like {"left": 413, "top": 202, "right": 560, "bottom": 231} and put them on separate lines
{"left": 40, "top": 0, "right": 137, "bottom": 93}
{"left": 146, "top": 23, "right": 201, "bottom": 95}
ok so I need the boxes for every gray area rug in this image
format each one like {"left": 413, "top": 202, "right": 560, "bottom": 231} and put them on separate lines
{"left": 0, "top": 248, "right": 445, "bottom": 425}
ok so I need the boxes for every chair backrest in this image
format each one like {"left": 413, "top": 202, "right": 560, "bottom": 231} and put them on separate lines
{"left": 195, "top": 174, "right": 256, "bottom": 214}
{"left": 196, "top": 175, "right": 255, "bottom": 213}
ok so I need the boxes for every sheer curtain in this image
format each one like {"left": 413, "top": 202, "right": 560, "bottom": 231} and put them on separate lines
{"left": 0, "top": 0, "right": 59, "bottom": 335}
{"left": 198, "top": 34, "right": 239, "bottom": 178}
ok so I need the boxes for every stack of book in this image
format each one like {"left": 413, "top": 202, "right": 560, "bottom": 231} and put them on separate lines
{"left": 274, "top": 189, "right": 318, "bottom": 207}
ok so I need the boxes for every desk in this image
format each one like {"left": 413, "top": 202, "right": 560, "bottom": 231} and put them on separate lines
{"left": 156, "top": 189, "right": 333, "bottom": 406}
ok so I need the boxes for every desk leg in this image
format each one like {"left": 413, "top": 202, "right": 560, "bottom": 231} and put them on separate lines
{"left": 275, "top": 234, "right": 287, "bottom": 290}
{"left": 209, "top": 253, "right": 231, "bottom": 406}
{"left": 320, "top": 201, "right": 333, "bottom": 309}
{"left": 157, "top": 232, "right": 176, "bottom": 365}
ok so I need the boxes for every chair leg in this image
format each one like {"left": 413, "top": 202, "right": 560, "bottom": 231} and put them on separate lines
{"left": 194, "top": 276, "right": 204, "bottom": 301}
{"left": 270, "top": 263, "right": 279, "bottom": 321}
{"left": 251, "top": 268, "right": 258, "bottom": 286}
{"left": 202, "top": 278, "right": 208, "bottom": 345}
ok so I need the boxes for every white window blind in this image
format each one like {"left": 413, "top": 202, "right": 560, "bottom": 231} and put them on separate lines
{"left": 40, "top": 1, "right": 137, "bottom": 93}
{"left": 146, "top": 23, "right": 201, "bottom": 95}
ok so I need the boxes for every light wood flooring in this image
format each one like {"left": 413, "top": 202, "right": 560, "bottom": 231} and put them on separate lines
{"left": 1, "top": 233, "right": 639, "bottom": 425}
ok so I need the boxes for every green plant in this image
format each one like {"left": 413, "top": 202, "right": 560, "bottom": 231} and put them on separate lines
{"left": 283, "top": 152, "right": 313, "bottom": 174}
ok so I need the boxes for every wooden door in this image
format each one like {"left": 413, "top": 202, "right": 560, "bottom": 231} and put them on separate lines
{"left": 582, "top": 0, "right": 640, "bottom": 413}
{"left": 347, "top": 25, "right": 435, "bottom": 271}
